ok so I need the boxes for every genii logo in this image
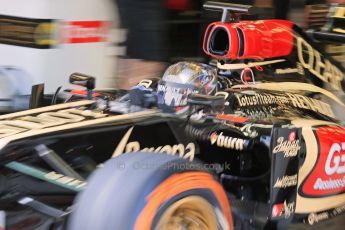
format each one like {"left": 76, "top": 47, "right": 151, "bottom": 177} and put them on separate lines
{"left": 302, "top": 126, "right": 345, "bottom": 197}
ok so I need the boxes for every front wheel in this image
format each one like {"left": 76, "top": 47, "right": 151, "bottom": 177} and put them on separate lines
{"left": 68, "top": 152, "right": 233, "bottom": 230}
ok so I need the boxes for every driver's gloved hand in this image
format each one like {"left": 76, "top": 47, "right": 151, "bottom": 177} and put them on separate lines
{"left": 129, "top": 85, "right": 157, "bottom": 108}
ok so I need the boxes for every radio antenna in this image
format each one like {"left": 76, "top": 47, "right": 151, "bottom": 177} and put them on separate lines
{"left": 203, "top": 1, "right": 256, "bottom": 22}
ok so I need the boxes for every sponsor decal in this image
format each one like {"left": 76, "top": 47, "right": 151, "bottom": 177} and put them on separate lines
{"left": 112, "top": 127, "right": 196, "bottom": 161}
{"left": 126, "top": 141, "right": 195, "bottom": 161}
{"left": 275, "top": 63, "right": 304, "bottom": 75}
{"left": 272, "top": 135, "right": 300, "bottom": 157}
{"left": 62, "top": 21, "right": 110, "bottom": 43}
{"left": 333, "top": 204, "right": 345, "bottom": 216}
{"left": 209, "top": 132, "right": 245, "bottom": 151}
{"left": 0, "top": 107, "right": 106, "bottom": 138}
{"left": 302, "top": 126, "right": 345, "bottom": 196}
{"left": 308, "top": 212, "right": 329, "bottom": 225}
{"left": 313, "top": 177, "right": 345, "bottom": 191}
{"left": 271, "top": 201, "right": 295, "bottom": 219}
{"left": 306, "top": 204, "right": 345, "bottom": 225}
{"left": 45, "top": 171, "right": 86, "bottom": 189}
{"left": 0, "top": 16, "right": 111, "bottom": 47}
{"left": 270, "top": 127, "right": 299, "bottom": 213}
{"left": 0, "top": 15, "right": 57, "bottom": 48}
{"left": 271, "top": 203, "right": 284, "bottom": 218}
{"left": 6, "top": 161, "right": 86, "bottom": 192}
{"left": 325, "top": 142, "right": 345, "bottom": 175}
{"left": 236, "top": 92, "right": 334, "bottom": 118}
{"left": 297, "top": 37, "right": 343, "bottom": 91}
{"left": 239, "top": 107, "right": 276, "bottom": 120}
{"left": 274, "top": 174, "right": 298, "bottom": 188}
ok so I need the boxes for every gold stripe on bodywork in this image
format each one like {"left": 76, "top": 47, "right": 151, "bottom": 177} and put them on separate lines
{"left": 0, "top": 100, "right": 95, "bottom": 120}
{"left": 232, "top": 82, "right": 345, "bottom": 107}
{"left": 0, "top": 110, "right": 159, "bottom": 151}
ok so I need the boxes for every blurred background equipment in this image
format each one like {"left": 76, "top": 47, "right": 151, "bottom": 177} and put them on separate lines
{"left": 304, "top": 2, "right": 345, "bottom": 55}
{"left": 115, "top": 0, "right": 168, "bottom": 89}
{"left": 0, "top": 0, "right": 344, "bottom": 109}
{"left": 0, "top": 0, "right": 121, "bottom": 110}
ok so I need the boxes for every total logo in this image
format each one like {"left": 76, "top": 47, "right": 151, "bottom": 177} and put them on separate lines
{"left": 272, "top": 201, "right": 295, "bottom": 219}
{"left": 209, "top": 132, "right": 245, "bottom": 151}
{"left": 302, "top": 126, "right": 345, "bottom": 196}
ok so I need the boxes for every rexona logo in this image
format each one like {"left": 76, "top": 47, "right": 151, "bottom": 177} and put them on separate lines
{"left": 302, "top": 126, "right": 345, "bottom": 197}
{"left": 209, "top": 132, "right": 245, "bottom": 151}
{"left": 112, "top": 127, "right": 195, "bottom": 161}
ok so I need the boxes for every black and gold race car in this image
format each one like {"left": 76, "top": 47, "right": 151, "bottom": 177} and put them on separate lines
{"left": 0, "top": 2, "right": 345, "bottom": 230}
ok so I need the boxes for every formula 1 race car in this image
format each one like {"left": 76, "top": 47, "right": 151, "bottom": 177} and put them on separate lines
{"left": 0, "top": 2, "right": 345, "bottom": 230}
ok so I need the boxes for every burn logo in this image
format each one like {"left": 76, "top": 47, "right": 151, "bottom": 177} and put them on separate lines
{"left": 210, "top": 132, "right": 245, "bottom": 151}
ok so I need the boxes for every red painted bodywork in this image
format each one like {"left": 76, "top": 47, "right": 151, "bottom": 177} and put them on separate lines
{"left": 70, "top": 90, "right": 100, "bottom": 97}
{"left": 203, "top": 20, "right": 294, "bottom": 60}
{"left": 302, "top": 126, "right": 345, "bottom": 197}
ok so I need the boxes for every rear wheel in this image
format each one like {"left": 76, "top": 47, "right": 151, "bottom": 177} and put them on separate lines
{"left": 68, "top": 152, "right": 233, "bottom": 230}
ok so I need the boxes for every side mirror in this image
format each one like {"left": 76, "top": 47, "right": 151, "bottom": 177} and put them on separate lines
{"left": 69, "top": 73, "right": 95, "bottom": 99}
{"left": 29, "top": 84, "right": 44, "bottom": 109}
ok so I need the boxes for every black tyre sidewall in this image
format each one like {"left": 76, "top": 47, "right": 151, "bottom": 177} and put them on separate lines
{"left": 68, "top": 152, "right": 230, "bottom": 230}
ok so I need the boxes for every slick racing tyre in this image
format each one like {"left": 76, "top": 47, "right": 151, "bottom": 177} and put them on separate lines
{"left": 68, "top": 152, "right": 233, "bottom": 230}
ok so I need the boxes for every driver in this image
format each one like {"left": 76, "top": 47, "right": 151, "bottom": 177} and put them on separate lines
{"left": 157, "top": 62, "right": 218, "bottom": 113}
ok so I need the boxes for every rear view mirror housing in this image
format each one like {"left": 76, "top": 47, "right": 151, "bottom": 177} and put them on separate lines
{"left": 69, "top": 73, "right": 96, "bottom": 99}
{"left": 69, "top": 73, "right": 95, "bottom": 90}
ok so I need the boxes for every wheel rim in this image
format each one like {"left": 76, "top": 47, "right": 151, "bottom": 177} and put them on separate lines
{"left": 154, "top": 196, "right": 218, "bottom": 230}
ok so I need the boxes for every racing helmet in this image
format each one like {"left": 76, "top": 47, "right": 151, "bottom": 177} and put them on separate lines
{"left": 157, "top": 62, "right": 217, "bottom": 112}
